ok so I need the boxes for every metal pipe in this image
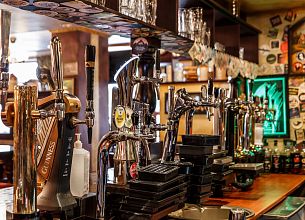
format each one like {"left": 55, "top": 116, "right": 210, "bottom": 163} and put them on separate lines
{"left": 13, "top": 85, "right": 37, "bottom": 215}
{"left": 96, "top": 131, "right": 150, "bottom": 219}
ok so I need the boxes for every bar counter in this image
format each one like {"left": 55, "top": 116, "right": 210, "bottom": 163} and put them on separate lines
{"left": 207, "top": 174, "right": 305, "bottom": 219}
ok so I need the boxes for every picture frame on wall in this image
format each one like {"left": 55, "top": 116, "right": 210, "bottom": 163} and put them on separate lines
{"left": 288, "top": 17, "right": 305, "bottom": 75}
{"left": 246, "top": 75, "right": 289, "bottom": 138}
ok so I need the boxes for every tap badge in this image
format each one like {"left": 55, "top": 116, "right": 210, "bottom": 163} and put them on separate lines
{"left": 114, "top": 106, "right": 126, "bottom": 129}
{"left": 124, "top": 107, "right": 133, "bottom": 128}
{"left": 132, "top": 37, "right": 148, "bottom": 55}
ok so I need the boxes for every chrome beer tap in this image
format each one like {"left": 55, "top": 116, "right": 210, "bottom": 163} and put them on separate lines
{"left": 95, "top": 48, "right": 165, "bottom": 219}
{"left": 50, "top": 37, "right": 65, "bottom": 138}
{"left": 161, "top": 81, "right": 218, "bottom": 163}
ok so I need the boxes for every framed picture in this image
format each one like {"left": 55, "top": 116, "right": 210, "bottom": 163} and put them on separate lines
{"left": 246, "top": 75, "right": 289, "bottom": 138}
{"left": 289, "top": 17, "right": 305, "bottom": 75}
{"left": 164, "top": 92, "right": 206, "bottom": 114}
{"left": 63, "top": 78, "right": 75, "bottom": 95}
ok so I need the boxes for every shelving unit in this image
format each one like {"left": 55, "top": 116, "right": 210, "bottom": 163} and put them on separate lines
{"left": 1, "top": 0, "right": 260, "bottom": 62}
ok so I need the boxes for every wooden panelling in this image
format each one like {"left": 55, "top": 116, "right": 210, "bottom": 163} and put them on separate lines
{"left": 240, "top": 34, "right": 258, "bottom": 63}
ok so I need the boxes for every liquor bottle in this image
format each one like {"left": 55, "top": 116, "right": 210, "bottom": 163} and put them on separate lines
{"left": 263, "top": 140, "right": 271, "bottom": 173}
{"left": 300, "top": 150, "right": 305, "bottom": 175}
{"left": 271, "top": 140, "right": 280, "bottom": 173}
{"left": 291, "top": 146, "right": 301, "bottom": 174}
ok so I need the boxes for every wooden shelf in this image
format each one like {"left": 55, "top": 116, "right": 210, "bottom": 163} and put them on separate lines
{"left": 161, "top": 79, "right": 228, "bottom": 85}
{"left": 1, "top": 0, "right": 260, "bottom": 61}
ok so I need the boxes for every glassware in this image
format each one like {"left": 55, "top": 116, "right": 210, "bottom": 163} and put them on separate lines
{"left": 178, "top": 8, "right": 188, "bottom": 37}
{"left": 120, "top": 0, "right": 129, "bottom": 15}
{"left": 119, "top": 0, "right": 157, "bottom": 25}
{"left": 145, "top": 0, "right": 157, "bottom": 25}
{"left": 186, "top": 9, "right": 195, "bottom": 40}
{"left": 230, "top": 0, "right": 240, "bottom": 17}
{"left": 99, "top": 0, "right": 106, "bottom": 6}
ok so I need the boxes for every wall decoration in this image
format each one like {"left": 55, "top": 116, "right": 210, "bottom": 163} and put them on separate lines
{"left": 267, "top": 28, "right": 279, "bottom": 39}
{"left": 270, "top": 40, "right": 280, "bottom": 49}
{"left": 288, "top": 76, "right": 305, "bottom": 143}
{"left": 284, "top": 10, "right": 297, "bottom": 22}
{"left": 289, "top": 17, "right": 305, "bottom": 75}
{"left": 270, "top": 15, "right": 282, "bottom": 27}
{"left": 246, "top": 76, "right": 289, "bottom": 138}
{"left": 266, "top": 54, "right": 277, "bottom": 64}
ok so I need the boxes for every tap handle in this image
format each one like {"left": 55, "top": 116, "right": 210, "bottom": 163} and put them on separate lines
{"left": 50, "top": 36, "right": 64, "bottom": 96}
{"left": 168, "top": 86, "right": 175, "bottom": 118}
{"left": 201, "top": 85, "right": 207, "bottom": 100}
{"left": 50, "top": 36, "right": 65, "bottom": 138}
{"left": 85, "top": 45, "right": 96, "bottom": 144}
{"left": 155, "top": 50, "right": 160, "bottom": 77}
{"left": 214, "top": 87, "right": 219, "bottom": 99}
{"left": 85, "top": 45, "right": 96, "bottom": 102}
{"left": 208, "top": 78, "right": 213, "bottom": 97}
{"left": 0, "top": 10, "right": 11, "bottom": 107}
{"left": 131, "top": 112, "right": 139, "bottom": 126}
{"left": 145, "top": 112, "right": 152, "bottom": 126}
{"left": 0, "top": 10, "right": 11, "bottom": 73}
{"left": 248, "top": 79, "right": 253, "bottom": 101}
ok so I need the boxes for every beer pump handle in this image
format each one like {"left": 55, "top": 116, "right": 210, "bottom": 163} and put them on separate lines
{"left": 201, "top": 85, "right": 207, "bottom": 101}
{"left": 0, "top": 10, "right": 11, "bottom": 106}
{"left": 50, "top": 36, "right": 65, "bottom": 137}
{"left": 85, "top": 45, "right": 96, "bottom": 144}
{"left": 207, "top": 78, "right": 213, "bottom": 99}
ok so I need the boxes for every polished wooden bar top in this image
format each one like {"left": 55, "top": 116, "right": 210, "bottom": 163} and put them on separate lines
{"left": 208, "top": 174, "right": 305, "bottom": 219}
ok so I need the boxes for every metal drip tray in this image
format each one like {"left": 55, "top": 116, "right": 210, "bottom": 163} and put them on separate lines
{"left": 263, "top": 197, "right": 305, "bottom": 219}
{"left": 168, "top": 205, "right": 255, "bottom": 220}
{"left": 229, "top": 163, "right": 264, "bottom": 171}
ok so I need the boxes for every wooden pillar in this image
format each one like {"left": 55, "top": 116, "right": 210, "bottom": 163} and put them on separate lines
{"left": 51, "top": 28, "right": 109, "bottom": 187}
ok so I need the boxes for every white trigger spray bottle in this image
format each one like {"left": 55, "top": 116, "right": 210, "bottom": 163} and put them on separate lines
{"left": 70, "top": 133, "right": 90, "bottom": 197}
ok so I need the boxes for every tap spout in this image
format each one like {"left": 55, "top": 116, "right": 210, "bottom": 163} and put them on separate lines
{"left": 96, "top": 131, "right": 150, "bottom": 219}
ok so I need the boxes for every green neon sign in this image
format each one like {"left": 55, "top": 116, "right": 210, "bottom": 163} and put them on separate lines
{"left": 247, "top": 76, "right": 289, "bottom": 138}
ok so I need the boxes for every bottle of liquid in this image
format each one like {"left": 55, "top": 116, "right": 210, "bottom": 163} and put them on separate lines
{"left": 300, "top": 150, "right": 305, "bottom": 175}
{"left": 70, "top": 133, "right": 90, "bottom": 197}
{"left": 291, "top": 146, "right": 301, "bottom": 174}
{"left": 271, "top": 140, "right": 280, "bottom": 173}
{"left": 285, "top": 148, "right": 291, "bottom": 173}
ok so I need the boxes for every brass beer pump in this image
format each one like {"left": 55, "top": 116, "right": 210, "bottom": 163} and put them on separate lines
{"left": 0, "top": 18, "right": 97, "bottom": 216}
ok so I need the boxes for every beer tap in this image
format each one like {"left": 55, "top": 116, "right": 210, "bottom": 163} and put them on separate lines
{"left": 0, "top": 10, "right": 39, "bottom": 217}
{"left": 50, "top": 37, "right": 65, "bottom": 138}
{"left": 85, "top": 45, "right": 95, "bottom": 144}
{"left": 70, "top": 45, "right": 96, "bottom": 144}
{"left": 96, "top": 50, "right": 162, "bottom": 218}
{"left": 162, "top": 84, "right": 218, "bottom": 162}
